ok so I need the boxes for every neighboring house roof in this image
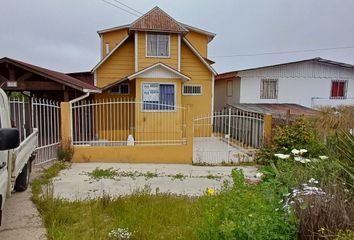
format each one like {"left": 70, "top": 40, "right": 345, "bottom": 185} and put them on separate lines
{"left": 0, "top": 57, "right": 100, "bottom": 93}
{"left": 229, "top": 103, "right": 318, "bottom": 117}
{"left": 216, "top": 57, "right": 354, "bottom": 80}
{"left": 182, "top": 38, "right": 217, "bottom": 75}
{"left": 129, "top": 6, "right": 188, "bottom": 33}
{"left": 96, "top": 8, "right": 215, "bottom": 42}
{"left": 91, "top": 35, "right": 130, "bottom": 73}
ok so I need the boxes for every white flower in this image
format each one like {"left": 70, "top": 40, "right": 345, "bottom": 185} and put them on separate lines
{"left": 305, "top": 159, "right": 311, "bottom": 163}
{"left": 274, "top": 153, "right": 290, "bottom": 159}
{"left": 319, "top": 155, "right": 328, "bottom": 160}
{"left": 291, "top": 149, "right": 300, "bottom": 155}
{"left": 255, "top": 172, "right": 263, "bottom": 178}
{"left": 300, "top": 159, "right": 306, "bottom": 164}
{"left": 294, "top": 156, "right": 302, "bottom": 161}
{"left": 308, "top": 178, "right": 319, "bottom": 184}
{"left": 299, "top": 149, "right": 308, "bottom": 154}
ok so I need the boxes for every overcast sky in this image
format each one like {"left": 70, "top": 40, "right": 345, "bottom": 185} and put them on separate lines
{"left": 1, "top": 0, "right": 354, "bottom": 73}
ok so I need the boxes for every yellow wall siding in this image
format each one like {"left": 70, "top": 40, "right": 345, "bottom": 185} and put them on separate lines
{"left": 184, "top": 30, "right": 208, "bottom": 57}
{"left": 96, "top": 36, "right": 135, "bottom": 88}
{"left": 137, "top": 32, "right": 178, "bottom": 70}
{"left": 180, "top": 41, "right": 212, "bottom": 119}
{"left": 101, "top": 28, "right": 129, "bottom": 56}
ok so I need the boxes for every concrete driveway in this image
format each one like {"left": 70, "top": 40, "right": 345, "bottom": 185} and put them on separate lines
{"left": 53, "top": 163, "right": 258, "bottom": 200}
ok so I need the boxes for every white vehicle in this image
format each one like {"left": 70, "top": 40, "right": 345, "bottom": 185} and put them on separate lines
{"left": 0, "top": 88, "right": 38, "bottom": 224}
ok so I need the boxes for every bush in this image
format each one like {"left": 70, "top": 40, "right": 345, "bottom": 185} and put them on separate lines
{"left": 57, "top": 139, "right": 74, "bottom": 162}
{"left": 256, "top": 118, "right": 327, "bottom": 164}
{"left": 196, "top": 169, "right": 297, "bottom": 240}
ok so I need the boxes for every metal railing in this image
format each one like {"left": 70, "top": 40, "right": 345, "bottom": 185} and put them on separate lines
{"left": 9, "top": 97, "right": 61, "bottom": 165}
{"left": 71, "top": 98, "right": 187, "bottom": 146}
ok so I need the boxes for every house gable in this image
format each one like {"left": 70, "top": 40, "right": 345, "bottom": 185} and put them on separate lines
{"left": 128, "top": 63, "right": 190, "bottom": 81}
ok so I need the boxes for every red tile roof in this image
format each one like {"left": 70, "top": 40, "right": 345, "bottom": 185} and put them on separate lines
{"left": 216, "top": 71, "right": 238, "bottom": 80}
{"left": 129, "top": 7, "right": 188, "bottom": 33}
{"left": 0, "top": 57, "right": 100, "bottom": 93}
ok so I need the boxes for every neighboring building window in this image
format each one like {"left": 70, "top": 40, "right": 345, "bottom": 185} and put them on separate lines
{"left": 331, "top": 80, "right": 347, "bottom": 98}
{"left": 260, "top": 79, "right": 278, "bottom": 99}
{"left": 226, "top": 80, "right": 233, "bottom": 97}
{"left": 183, "top": 85, "right": 202, "bottom": 95}
{"left": 110, "top": 83, "right": 129, "bottom": 94}
{"left": 146, "top": 33, "right": 170, "bottom": 57}
{"left": 142, "top": 83, "right": 175, "bottom": 111}
{"left": 105, "top": 43, "right": 110, "bottom": 55}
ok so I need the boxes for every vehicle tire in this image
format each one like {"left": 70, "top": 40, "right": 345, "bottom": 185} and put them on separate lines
{"left": 14, "top": 162, "right": 31, "bottom": 192}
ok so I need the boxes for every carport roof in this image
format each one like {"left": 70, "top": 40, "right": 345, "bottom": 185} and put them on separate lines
{"left": 0, "top": 57, "right": 101, "bottom": 93}
{"left": 228, "top": 103, "right": 318, "bottom": 117}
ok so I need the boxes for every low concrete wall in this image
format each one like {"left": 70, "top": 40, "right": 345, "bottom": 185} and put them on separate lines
{"left": 72, "top": 144, "right": 192, "bottom": 164}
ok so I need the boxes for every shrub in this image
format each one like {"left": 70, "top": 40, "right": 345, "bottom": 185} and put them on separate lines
{"left": 196, "top": 169, "right": 297, "bottom": 240}
{"left": 257, "top": 118, "right": 327, "bottom": 164}
{"left": 57, "top": 139, "right": 74, "bottom": 162}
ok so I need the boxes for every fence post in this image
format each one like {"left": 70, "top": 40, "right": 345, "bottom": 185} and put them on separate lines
{"left": 186, "top": 104, "right": 194, "bottom": 163}
{"left": 60, "top": 102, "right": 71, "bottom": 142}
{"left": 264, "top": 114, "right": 272, "bottom": 145}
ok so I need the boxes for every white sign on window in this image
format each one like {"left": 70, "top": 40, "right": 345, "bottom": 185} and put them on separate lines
{"left": 143, "top": 83, "right": 159, "bottom": 101}
{"left": 6, "top": 81, "right": 17, "bottom": 88}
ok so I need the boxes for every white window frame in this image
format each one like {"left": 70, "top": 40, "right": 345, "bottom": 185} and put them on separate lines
{"left": 110, "top": 83, "right": 130, "bottom": 95}
{"left": 141, "top": 82, "right": 177, "bottom": 112}
{"left": 260, "top": 79, "right": 278, "bottom": 99}
{"left": 145, "top": 32, "right": 171, "bottom": 58}
{"left": 182, "top": 84, "right": 202, "bottom": 96}
{"left": 105, "top": 43, "right": 110, "bottom": 55}
{"left": 330, "top": 80, "right": 348, "bottom": 99}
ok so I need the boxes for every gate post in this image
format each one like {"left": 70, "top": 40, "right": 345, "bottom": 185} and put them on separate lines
{"left": 264, "top": 114, "right": 272, "bottom": 145}
{"left": 60, "top": 102, "right": 71, "bottom": 141}
{"left": 186, "top": 104, "right": 194, "bottom": 163}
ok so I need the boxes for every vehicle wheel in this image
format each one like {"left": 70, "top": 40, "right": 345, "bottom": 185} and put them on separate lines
{"left": 14, "top": 163, "right": 31, "bottom": 192}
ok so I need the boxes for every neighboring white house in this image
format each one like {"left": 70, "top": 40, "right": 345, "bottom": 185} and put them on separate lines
{"left": 215, "top": 58, "right": 354, "bottom": 109}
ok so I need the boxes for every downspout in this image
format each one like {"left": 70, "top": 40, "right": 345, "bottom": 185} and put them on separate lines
{"left": 69, "top": 92, "right": 90, "bottom": 142}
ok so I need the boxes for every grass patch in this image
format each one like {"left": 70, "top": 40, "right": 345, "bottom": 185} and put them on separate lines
{"left": 169, "top": 173, "right": 186, "bottom": 181}
{"left": 88, "top": 167, "right": 119, "bottom": 181}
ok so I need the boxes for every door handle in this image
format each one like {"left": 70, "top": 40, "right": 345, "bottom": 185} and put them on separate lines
{"left": 0, "top": 162, "right": 6, "bottom": 170}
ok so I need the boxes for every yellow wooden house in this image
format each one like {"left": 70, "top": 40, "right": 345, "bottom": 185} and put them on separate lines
{"left": 66, "top": 7, "right": 216, "bottom": 163}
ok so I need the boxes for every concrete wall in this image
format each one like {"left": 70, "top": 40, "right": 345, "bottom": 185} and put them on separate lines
{"left": 238, "top": 61, "right": 354, "bottom": 108}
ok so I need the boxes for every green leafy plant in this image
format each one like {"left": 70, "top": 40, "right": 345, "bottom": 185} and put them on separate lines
{"left": 57, "top": 139, "right": 74, "bottom": 162}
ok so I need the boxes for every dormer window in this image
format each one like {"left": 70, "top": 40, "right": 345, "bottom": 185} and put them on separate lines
{"left": 146, "top": 32, "right": 170, "bottom": 57}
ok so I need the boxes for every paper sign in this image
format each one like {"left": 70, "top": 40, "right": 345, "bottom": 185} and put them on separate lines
{"left": 143, "top": 83, "right": 159, "bottom": 101}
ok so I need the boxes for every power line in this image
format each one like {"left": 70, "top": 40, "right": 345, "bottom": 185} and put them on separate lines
{"left": 210, "top": 45, "right": 354, "bottom": 58}
{"left": 111, "top": 0, "right": 143, "bottom": 15}
{"left": 101, "top": 0, "right": 141, "bottom": 17}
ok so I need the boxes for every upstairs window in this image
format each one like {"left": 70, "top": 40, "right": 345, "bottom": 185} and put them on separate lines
{"left": 331, "top": 80, "right": 347, "bottom": 99}
{"left": 110, "top": 83, "right": 129, "bottom": 94}
{"left": 146, "top": 33, "right": 170, "bottom": 57}
{"left": 260, "top": 79, "right": 278, "bottom": 99}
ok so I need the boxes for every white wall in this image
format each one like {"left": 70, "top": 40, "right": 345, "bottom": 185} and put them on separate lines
{"left": 239, "top": 61, "right": 354, "bottom": 108}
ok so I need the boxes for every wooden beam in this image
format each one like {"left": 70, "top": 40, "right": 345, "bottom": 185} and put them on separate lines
{"left": 8, "top": 66, "right": 16, "bottom": 81}
{"left": 17, "top": 72, "right": 33, "bottom": 82}
{"left": 0, "top": 74, "right": 8, "bottom": 83}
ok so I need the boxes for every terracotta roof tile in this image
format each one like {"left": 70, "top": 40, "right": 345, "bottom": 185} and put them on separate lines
{"left": 129, "top": 7, "right": 187, "bottom": 33}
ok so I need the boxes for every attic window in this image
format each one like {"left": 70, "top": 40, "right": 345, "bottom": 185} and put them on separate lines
{"left": 146, "top": 33, "right": 170, "bottom": 57}
{"left": 110, "top": 83, "right": 129, "bottom": 94}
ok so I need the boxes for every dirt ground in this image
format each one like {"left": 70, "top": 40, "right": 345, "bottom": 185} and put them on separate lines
{"left": 0, "top": 166, "right": 47, "bottom": 240}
